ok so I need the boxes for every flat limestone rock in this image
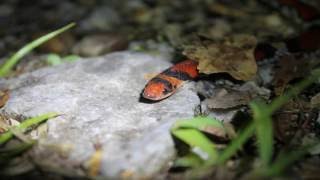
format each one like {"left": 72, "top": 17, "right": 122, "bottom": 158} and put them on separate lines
{"left": 0, "top": 52, "right": 200, "bottom": 178}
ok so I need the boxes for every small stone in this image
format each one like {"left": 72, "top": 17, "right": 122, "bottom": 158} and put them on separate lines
{"left": 72, "top": 34, "right": 128, "bottom": 57}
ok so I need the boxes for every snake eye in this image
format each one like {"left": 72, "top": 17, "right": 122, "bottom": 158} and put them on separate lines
{"left": 163, "top": 86, "right": 171, "bottom": 95}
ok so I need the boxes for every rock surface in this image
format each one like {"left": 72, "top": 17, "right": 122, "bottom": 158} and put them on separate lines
{"left": 0, "top": 52, "right": 200, "bottom": 178}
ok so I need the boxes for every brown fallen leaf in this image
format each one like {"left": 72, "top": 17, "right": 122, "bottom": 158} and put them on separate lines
{"left": 0, "top": 89, "right": 9, "bottom": 108}
{"left": 204, "top": 108, "right": 240, "bottom": 123}
{"left": 202, "top": 82, "right": 269, "bottom": 110}
{"left": 204, "top": 88, "right": 252, "bottom": 109}
{"left": 183, "top": 34, "right": 257, "bottom": 80}
{"left": 201, "top": 125, "right": 227, "bottom": 140}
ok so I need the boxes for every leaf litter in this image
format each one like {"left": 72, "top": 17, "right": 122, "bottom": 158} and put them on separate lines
{"left": 183, "top": 34, "right": 258, "bottom": 81}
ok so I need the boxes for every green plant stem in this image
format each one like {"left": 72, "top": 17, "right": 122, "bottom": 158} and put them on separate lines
{"left": 172, "top": 129, "right": 218, "bottom": 163}
{"left": 0, "top": 140, "right": 36, "bottom": 164}
{"left": 250, "top": 100, "right": 273, "bottom": 167}
{"left": 216, "top": 123, "right": 255, "bottom": 164}
{"left": 0, "top": 23, "right": 76, "bottom": 77}
{"left": 0, "top": 112, "right": 59, "bottom": 145}
{"left": 173, "top": 153, "right": 204, "bottom": 168}
{"left": 171, "top": 116, "right": 225, "bottom": 131}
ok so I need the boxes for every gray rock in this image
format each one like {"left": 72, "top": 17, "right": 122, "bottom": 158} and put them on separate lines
{"left": 1, "top": 52, "right": 200, "bottom": 178}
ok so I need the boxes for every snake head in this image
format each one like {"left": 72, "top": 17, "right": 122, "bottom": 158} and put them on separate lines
{"left": 142, "top": 79, "right": 174, "bottom": 101}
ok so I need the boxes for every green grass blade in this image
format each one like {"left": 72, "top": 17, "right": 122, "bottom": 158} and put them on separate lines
{"left": 250, "top": 100, "right": 273, "bottom": 167}
{"left": 0, "top": 112, "right": 59, "bottom": 145}
{"left": 0, "top": 23, "right": 76, "bottom": 77}
{"left": 173, "top": 153, "right": 204, "bottom": 168}
{"left": 172, "top": 116, "right": 224, "bottom": 131}
{"left": 217, "top": 123, "right": 255, "bottom": 164}
{"left": 172, "top": 129, "right": 218, "bottom": 163}
{"left": 0, "top": 141, "right": 36, "bottom": 164}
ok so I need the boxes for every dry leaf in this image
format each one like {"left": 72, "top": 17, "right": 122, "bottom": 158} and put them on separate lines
{"left": 204, "top": 88, "right": 252, "bottom": 109}
{"left": 204, "top": 108, "right": 239, "bottom": 123}
{"left": 183, "top": 34, "right": 257, "bottom": 80}
{"left": 203, "top": 82, "right": 269, "bottom": 109}
{"left": 201, "top": 125, "right": 227, "bottom": 140}
{"left": 0, "top": 89, "right": 9, "bottom": 108}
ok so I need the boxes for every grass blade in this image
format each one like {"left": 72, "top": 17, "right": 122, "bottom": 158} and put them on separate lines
{"left": 0, "top": 23, "right": 76, "bottom": 77}
{"left": 0, "top": 141, "right": 36, "bottom": 164}
{"left": 0, "top": 112, "right": 59, "bottom": 145}
{"left": 172, "top": 116, "right": 225, "bottom": 131}
{"left": 250, "top": 100, "right": 273, "bottom": 167}
{"left": 172, "top": 129, "right": 218, "bottom": 163}
{"left": 173, "top": 153, "right": 204, "bottom": 168}
{"left": 217, "top": 123, "right": 255, "bottom": 164}
{"left": 171, "top": 116, "right": 225, "bottom": 165}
